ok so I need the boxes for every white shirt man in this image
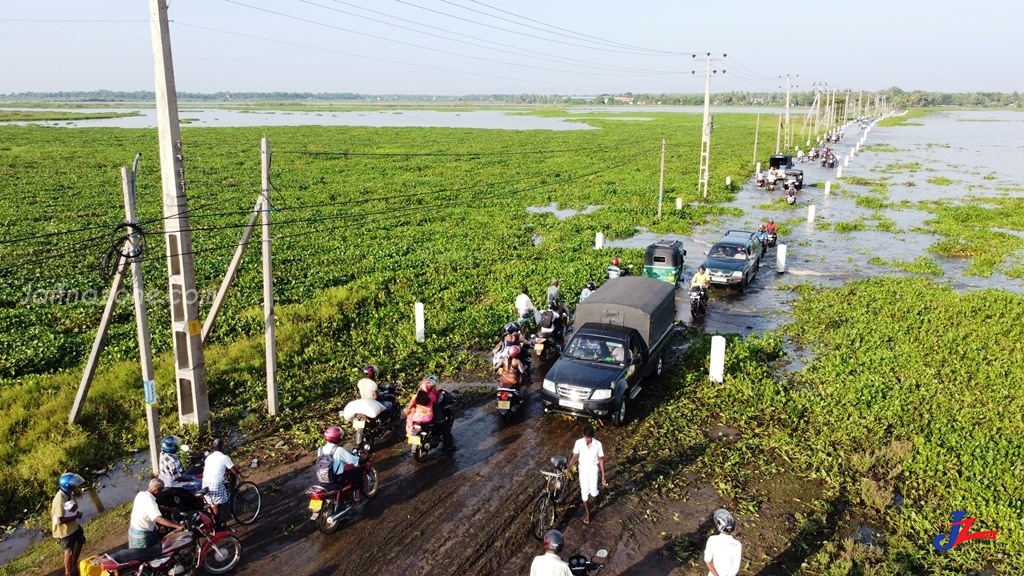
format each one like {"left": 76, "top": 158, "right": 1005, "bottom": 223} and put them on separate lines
{"left": 704, "top": 532, "right": 742, "bottom": 576}
{"left": 202, "top": 441, "right": 238, "bottom": 520}
{"left": 515, "top": 291, "right": 536, "bottom": 319}
{"left": 129, "top": 479, "right": 183, "bottom": 549}
{"left": 530, "top": 551, "right": 572, "bottom": 576}
{"left": 566, "top": 425, "right": 606, "bottom": 525}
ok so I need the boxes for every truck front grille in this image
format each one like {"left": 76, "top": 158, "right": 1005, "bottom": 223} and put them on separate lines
{"left": 555, "top": 384, "right": 591, "bottom": 401}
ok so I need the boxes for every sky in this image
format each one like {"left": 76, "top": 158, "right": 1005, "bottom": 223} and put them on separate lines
{"left": 0, "top": 0, "right": 1018, "bottom": 96}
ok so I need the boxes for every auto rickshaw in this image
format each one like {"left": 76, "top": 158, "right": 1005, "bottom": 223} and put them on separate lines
{"left": 642, "top": 239, "right": 686, "bottom": 285}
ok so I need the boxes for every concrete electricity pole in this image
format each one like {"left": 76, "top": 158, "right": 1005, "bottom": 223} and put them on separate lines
{"left": 781, "top": 74, "right": 797, "bottom": 150}
{"left": 149, "top": 0, "right": 210, "bottom": 427}
{"left": 696, "top": 53, "right": 725, "bottom": 199}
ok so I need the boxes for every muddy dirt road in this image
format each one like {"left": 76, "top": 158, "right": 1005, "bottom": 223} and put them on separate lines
{"left": 223, "top": 377, "right": 635, "bottom": 576}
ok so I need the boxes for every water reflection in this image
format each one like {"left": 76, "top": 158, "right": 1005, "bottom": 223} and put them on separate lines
{"left": 526, "top": 202, "right": 603, "bottom": 219}
{"left": 5, "top": 108, "right": 596, "bottom": 130}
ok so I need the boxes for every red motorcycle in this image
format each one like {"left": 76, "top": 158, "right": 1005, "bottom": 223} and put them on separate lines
{"left": 305, "top": 446, "right": 380, "bottom": 534}
{"left": 94, "top": 509, "right": 241, "bottom": 575}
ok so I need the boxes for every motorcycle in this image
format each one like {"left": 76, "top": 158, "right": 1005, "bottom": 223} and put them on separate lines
{"left": 496, "top": 384, "right": 527, "bottom": 422}
{"left": 407, "top": 389, "right": 457, "bottom": 462}
{"left": 689, "top": 285, "right": 708, "bottom": 318}
{"left": 341, "top": 385, "right": 402, "bottom": 449}
{"left": 765, "top": 232, "right": 778, "bottom": 248}
{"left": 95, "top": 509, "right": 241, "bottom": 575}
{"left": 786, "top": 189, "right": 797, "bottom": 205}
{"left": 305, "top": 446, "right": 379, "bottom": 534}
{"left": 568, "top": 549, "right": 609, "bottom": 575}
{"left": 532, "top": 332, "right": 562, "bottom": 364}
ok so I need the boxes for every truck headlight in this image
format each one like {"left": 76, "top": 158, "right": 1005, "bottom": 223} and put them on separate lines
{"left": 543, "top": 379, "right": 556, "bottom": 393}
{"left": 590, "top": 389, "right": 612, "bottom": 400}
{"left": 731, "top": 270, "right": 743, "bottom": 278}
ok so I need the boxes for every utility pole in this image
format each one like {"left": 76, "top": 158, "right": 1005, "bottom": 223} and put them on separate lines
{"left": 752, "top": 112, "right": 760, "bottom": 168}
{"left": 696, "top": 53, "right": 724, "bottom": 199}
{"left": 150, "top": 0, "right": 209, "bottom": 427}
{"left": 122, "top": 156, "right": 161, "bottom": 476}
{"left": 261, "top": 137, "right": 279, "bottom": 415}
{"left": 781, "top": 74, "right": 797, "bottom": 150}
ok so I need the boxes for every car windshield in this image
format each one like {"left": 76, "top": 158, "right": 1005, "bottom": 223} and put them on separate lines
{"left": 710, "top": 244, "right": 741, "bottom": 259}
{"left": 564, "top": 335, "right": 626, "bottom": 364}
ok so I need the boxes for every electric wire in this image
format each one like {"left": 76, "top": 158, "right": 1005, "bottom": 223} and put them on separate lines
{"left": 222, "top": 0, "right": 660, "bottom": 78}
{"left": 460, "top": 0, "right": 681, "bottom": 54}
{"left": 303, "top": 0, "right": 677, "bottom": 75}
{"left": 394, "top": 0, "right": 680, "bottom": 56}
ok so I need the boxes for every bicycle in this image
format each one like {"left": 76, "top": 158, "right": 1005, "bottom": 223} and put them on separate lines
{"left": 529, "top": 455, "right": 575, "bottom": 540}
{"left": 224, "top": 473, "right": 262, "bottom": 525}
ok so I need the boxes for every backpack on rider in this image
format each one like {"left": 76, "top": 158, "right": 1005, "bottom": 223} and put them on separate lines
{"left": 314, "top": 445, "right": 338, "bottom": 484}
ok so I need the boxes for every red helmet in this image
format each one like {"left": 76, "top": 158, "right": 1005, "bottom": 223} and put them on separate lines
{"left": 507, "top": 345, "right": 521, "bottom": 359}
{"left": 611, "top": 257, "right": 620, "bottom": 266}
{"left": 323, "top": 426, "right": 343, "bottom": 444}
{"left": 363, "top": 364, "right": 378, "bottom": 379}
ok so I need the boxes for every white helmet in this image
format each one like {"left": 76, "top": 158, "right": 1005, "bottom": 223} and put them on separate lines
{"left": 714, "top": 508, "right": 735, "bottom": 533}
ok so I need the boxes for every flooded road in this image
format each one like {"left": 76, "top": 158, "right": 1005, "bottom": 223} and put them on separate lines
{"left": 8, "top": 110, "right": 1023, "bottom": 575}
{"left": 611, "top": 110, "right": 1024, "bottom": 338}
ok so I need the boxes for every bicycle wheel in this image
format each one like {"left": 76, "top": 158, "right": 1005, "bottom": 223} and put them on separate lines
{"left": 230, "top": 481, "right": 262, "bottom": 525}
{"left": 529, "top": 493, "right": 555, "bottom": 541}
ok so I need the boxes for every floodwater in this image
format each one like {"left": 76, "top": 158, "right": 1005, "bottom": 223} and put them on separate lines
{"left": 4, "top": 110, "right": 1021, "bottom": 573}
{"left": 0, "top": 453, "right": 153, "bottom": 562}
{"left": 2, "top": 108, "right": 596, "bottom": 130}
{"left": 607, "top": 110, "right": 1024, "bottom": 337}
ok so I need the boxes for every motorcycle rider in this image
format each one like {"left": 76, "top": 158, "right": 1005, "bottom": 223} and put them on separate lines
{"left": 691, "top": 265, "right": 711, "bottom": 291}
{"left": 128, "top": 478, "right": 185, "bottom": 549}
{"left": 537, "top": 301, "right": 563, "bottom": 342}
{"left": 515, "top": 285, "right": 538, "bottom": 331}
{"left": 498, "top": 345, "right": 530, "bottom": 388}
{"left": 318, "top": 426, "right": 364, "bottom": 502}
{"left": 607, "top": 257, "right": 622, "bottom": 279}
{"left": 530, "top": 529, "right": 572, "bottom": 576}
{"left": 406, "top": 375, "right": 457, "bottom": 452}
{"left": 355, "top": 364, "right": 392, "bottom": 414}
{"left": 546, "top": 279, "right": 560, "bottom": 309}
{"left": 755, "top": 225, "right": 768, "bottom": 246}
{"left": 578, "top": 280, "right": 596, "bottom": 303}
{"left": 158, "top": 436, "right": 201, "bottom": 491}
{"left": 493, "top": 322, "right": 528, "bottom": 370}
{"left": 765, "top": 219, "right": 778, "bottom": 235}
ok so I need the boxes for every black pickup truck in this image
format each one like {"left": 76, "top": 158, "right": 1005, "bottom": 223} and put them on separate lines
{"left": 541, "top": 277, "right": 676, "bottom": 426}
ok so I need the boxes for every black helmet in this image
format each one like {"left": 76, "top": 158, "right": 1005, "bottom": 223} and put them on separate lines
{"left": 504, "top": 322, "right": 520, "bottom": 335}
{"left": 586, "top": 281, "right": 596, "bottom": 290}
{"left": 363, "top": 364, "right": 378, "bottom": 380}
{"left": 714, "top": 508, "right": 736, "bottom": 533}
{"left": 542, "top": 529, "right": 564, "bottom": 553}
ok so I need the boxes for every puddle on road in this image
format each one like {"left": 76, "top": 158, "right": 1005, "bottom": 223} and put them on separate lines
{"left": 0, "top": 452, "right": 152, "bottom": 564}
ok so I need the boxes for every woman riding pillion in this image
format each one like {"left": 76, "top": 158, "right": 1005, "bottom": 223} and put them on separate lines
{"left": 405, "top": 375, "right": 457, "bottom": 453}
{"left": 497, "top": 345, "right": 531, "bottom": 389}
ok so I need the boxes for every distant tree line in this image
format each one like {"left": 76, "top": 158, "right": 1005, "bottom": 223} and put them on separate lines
{"left": 0, "top": 88, "right": 1019, "bottom": 109}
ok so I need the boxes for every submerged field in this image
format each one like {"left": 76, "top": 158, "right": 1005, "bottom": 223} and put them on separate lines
{"left": 1, "top": 110, "right": 1022, "bottom": 574}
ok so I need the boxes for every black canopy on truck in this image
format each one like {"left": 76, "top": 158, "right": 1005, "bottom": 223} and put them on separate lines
{"left": 574, "top": 276, "right": 676, "bottom": 350}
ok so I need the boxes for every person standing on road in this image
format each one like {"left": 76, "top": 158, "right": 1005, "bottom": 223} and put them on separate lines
{"left": 128, "top": 478, "right": 185, "bottom": 549}
{"left": 704, "top": 508, "right": 742, "bottom": 576}
{"left": 566, "top": 424, "right": 606, "bottom": 524}
{"left": 530, "top": 529, "right": 572, "bottom": 576}
{"left": 202, "top": 438, "right": 239, "bottom": 525}
{"left": 52, "top": 473, "right": 86, "bottom": 576}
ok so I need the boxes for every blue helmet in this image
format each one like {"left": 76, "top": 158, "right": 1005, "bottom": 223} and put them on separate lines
{"left": 58, "top": 473, "right": 85, "bottom": 494}
{"left": 161, "top": 436, "right": 180, "bottom": 454}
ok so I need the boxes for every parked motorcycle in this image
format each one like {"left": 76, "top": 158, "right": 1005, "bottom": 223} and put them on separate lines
{"left": 689, "top": 286, "right": 708, "bottom": 318}
{"left": 407, "top": 389, "right": 457, "bottom": 462}
{"left": 568, "top": 549, "right": 609, "bottom": 575}
{"left": 305, "top": 446, "right": 379, "bottom": 534}
{"left": 95, "top": 509, "right": 241, "bottom": 575}
{"left": 341, "top": 385, "right": 402, "bottom": 449}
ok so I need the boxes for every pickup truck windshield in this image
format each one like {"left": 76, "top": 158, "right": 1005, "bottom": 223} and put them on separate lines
{"left": 564, "top": 335, "right": 626, "bottom": 364}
